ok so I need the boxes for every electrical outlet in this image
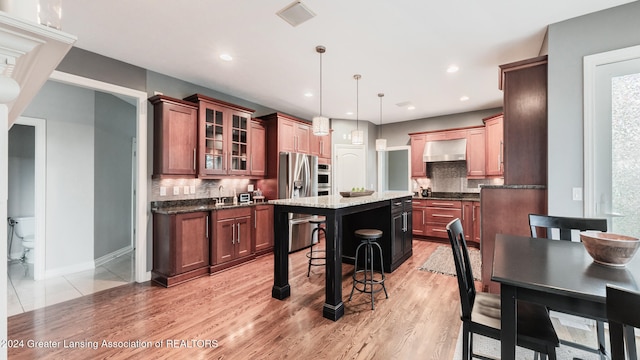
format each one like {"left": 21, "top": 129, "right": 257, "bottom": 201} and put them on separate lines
{"left": 572, "top": 187, "right": 582, "bottom": 201}
{"left": 160, "top": 187, "right": 167, "bottom": 196}
{"left": 183, "top": 186, "right": 190, "bottom": 194}
{"left": 190, "top": 185, "right": 196, "bottom": 194}
{"left": 173, "top": 186, "right": 180, "bottom": 195}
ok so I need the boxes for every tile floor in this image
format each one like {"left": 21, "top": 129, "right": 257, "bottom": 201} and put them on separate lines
{"left": 7, "top": 252, "right": 133, "bottom": 316}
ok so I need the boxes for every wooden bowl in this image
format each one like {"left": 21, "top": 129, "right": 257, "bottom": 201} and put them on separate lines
{"left": 580, "top": 231, "right": 640, "bottom": 267}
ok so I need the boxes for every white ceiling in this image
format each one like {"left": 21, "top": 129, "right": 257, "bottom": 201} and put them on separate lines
{"left": 61, "top": 0, "right": 634, "bottom": 124}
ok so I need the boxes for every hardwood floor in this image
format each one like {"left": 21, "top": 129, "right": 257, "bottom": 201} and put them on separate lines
{"left": 8, "top": 240, "right": 461, "bottom": 359}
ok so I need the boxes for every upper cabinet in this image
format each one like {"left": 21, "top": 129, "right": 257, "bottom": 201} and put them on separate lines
{"left": 184, "top": 94, "right": 256, "bottom": 178}
{"left": 499, "top": 56, "right": 548, "bottom": 185}
{"left": 149, "top": 95, "right": 199, "bottom": 179}
{"left": 310, "top": 131, "right": 332, "bottom": 164}
{"left": 277, "top": 116, "right": 311, "bottom": 154}
{"left": 466, "top": 127, "right": 486, "bottom": 178}
{"left": 483, "top": 113, "right": 504, "bottom": 177}
{"left": 249, "top": 120, "right": 267, "bottom": 177}
{"left": 410, "top": 134, "right": 427, "bottom": 178}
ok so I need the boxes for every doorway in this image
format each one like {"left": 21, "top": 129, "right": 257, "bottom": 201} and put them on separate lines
{"left": 376, "top": 146, "right": 412, "bottom": 193}
{"left": 333, "top": 144, "right": 366, "bottom": 193}
{"left": 584, "top": 45, "right": 640, "bottom": 238}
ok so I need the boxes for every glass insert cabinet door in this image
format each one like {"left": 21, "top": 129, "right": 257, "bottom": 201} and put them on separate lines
{"left": 204, "top": 107, "right": 225, "bottom": 171}
{"left": 230, "top": 113, "right": 249, "bottom": 172}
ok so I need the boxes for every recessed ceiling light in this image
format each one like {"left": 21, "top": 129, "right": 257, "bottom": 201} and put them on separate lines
{"left": 304, "top": 92, "right": 313, "bottom": 97}
{"left": 447, "top": 65, "right": 459, "bottom": 73}
{"left": 220, "top": 54, "right": 233, "bottom": 61}
{"left": 346, "top": 111, "right": 354, "bottom": 116}
{"left": 460, "top": 96, "right": 470, "bottom": 101}
{"left": 407, "top": 106, "right": 416, "bottom": 110}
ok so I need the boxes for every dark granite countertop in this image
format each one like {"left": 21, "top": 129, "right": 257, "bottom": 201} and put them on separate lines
{"left": 480, "top": 185, "right": 546, "bottom": 190}
{"left": 412, "top": 192, "right": 480, "bottom": 202}
{"left": 152, "top": 198, "right": 267, "bottom": 214}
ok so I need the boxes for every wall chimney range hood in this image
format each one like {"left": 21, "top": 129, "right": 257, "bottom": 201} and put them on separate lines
{"left": 423, "top": 138, "right": 467, "bottom": 162}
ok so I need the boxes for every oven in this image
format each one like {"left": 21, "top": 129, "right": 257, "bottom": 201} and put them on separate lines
{"left": 318, "top": 163, "right": 331, "bottom": 195}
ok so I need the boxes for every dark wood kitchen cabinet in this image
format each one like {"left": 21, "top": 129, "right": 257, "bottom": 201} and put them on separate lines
{"left": 249, "top": 120, "right": 266, "bottom": 177}
{"left": 390, "top": 197, "right": 413, "bottom": 270}
{"left": 211, "top": 207, "right": 252, "bottom": 271}
{"left": 253, "top": 204, "right": 274, "bottom": 255}
{"left": 410, "top": 134, "right": 427, "bottom": 177}
{"left": 152, "top": 211, "right": 210, "bottom": 287}
{"left": 424, "top": 199, "right": 461, "bottom": 239}
{"left": 466, "top": 127, "right": 486, "bottom": 178}
{"left": 310, "top": 131, "right": 332, "bottom": 164}
{"left": 149, "top": 95, "right": 198, "bottom": 179}
{"left": 483, "top": 113, "right": 503, "bottom": 177}
{"left": 184, "top": 94, "right": 255, "bottom": 178}
{"left": 461, "top": 200, "right": 480, "bottom": 246}
{"left": 411, "top": 199, "right": 428, "bottom": 236}
{"left": 499, "top": 56, "right": 547, "bottom": 185}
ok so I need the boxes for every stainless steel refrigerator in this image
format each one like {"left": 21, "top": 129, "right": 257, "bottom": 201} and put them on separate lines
{"left": 278, "top": 152, "right": 318, "bottom": 252}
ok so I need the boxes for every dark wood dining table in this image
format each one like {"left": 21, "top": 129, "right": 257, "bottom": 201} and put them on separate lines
{"left": 491, "top": 233, "right": 640, "bottom": 360}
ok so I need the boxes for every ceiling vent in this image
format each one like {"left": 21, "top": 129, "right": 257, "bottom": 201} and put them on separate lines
{"left": 276, "top": 1, "right": 316, "bottom": 27}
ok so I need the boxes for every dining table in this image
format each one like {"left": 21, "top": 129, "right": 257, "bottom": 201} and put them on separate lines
{"left": 491, "top": 233, "right": 640, "bottom": 360}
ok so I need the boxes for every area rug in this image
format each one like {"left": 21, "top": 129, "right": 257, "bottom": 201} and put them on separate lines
{"left": 452, "top": 324, "right": 601, "bottom": 360}
{"left": 419, "top": 245, "right": 481, "bottom": 281}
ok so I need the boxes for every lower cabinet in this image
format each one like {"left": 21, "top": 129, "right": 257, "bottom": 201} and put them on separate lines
{"left": 411, "top": 199, "right": 428, "bottom": 236}
{"left": 390, "top": 197, "right": 413, "bottom": 271}
{"left": 424, "top": 200, "right": 461, "bottom": 239}
{"left": 152, "top": 204, "right": 274, "bottom": 288}
{"left": 212, "top": 207, "right": 252, "bottom": 271}
{"left": 412, "top": 199, "right": 480, "bottom": 244}
{"left": 253, "top": 204, "right": 274, "bottom": 255}
{"left": 152, "top": 211, "right": 210, "bottom": 287}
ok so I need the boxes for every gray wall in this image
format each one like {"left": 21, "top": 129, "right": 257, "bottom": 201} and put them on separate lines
{"left": 22, "top": 81, "right": 95, "bottom": 273}
{"left": 94, "top": 92, "right": 136, "bottom": 259}
{"left": 8, "top": 125, "right": 35, "bottom": 218}
{"left": 547, "top": 1, "right": 640, "bottom": 216}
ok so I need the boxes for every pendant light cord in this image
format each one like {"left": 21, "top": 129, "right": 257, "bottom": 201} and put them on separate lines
{"left": 319, "top": 51, "right": 323, "bottom": 117}
{"left": 356, "top": 75, "right": 359, "bottom": 130}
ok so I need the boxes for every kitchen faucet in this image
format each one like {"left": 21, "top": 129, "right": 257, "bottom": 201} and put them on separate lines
{"left": 218, "top": 185, "right": 224, "bottom": 204}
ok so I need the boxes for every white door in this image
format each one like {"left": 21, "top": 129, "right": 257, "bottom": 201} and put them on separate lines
{"left": 584, "top": 46, "right": 640, "bottom": 238}
{"left": 334, "top": 144, "right": 366, "bottom": 193}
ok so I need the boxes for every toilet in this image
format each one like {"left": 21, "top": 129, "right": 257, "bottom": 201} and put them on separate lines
{"left": 13, "top": 216, "right": 35, "bottom": 264}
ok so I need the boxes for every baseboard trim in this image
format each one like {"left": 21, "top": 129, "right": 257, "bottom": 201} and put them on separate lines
{"left": 45, "top": 261, "right": 95, "bottom": 279}
{"left": 94, "top": 246, "right": 133, "bottom": 267}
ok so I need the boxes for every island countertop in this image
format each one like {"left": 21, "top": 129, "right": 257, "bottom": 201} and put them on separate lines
{"left": 268, "top": 191, "right": 414, "bottom": 209}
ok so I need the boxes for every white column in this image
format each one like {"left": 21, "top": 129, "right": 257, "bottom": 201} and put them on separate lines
{"left": 0, "top": 103, "right": 9, "bottom": 360}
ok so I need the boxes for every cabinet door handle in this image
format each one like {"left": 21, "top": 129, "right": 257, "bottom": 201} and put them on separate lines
{"left": 250, "top": 154, "right": 253, "bottom": 172}
{"left": 206, "top": 215, "right": 209, "bottom": 238}
{"left": 432, "top": 202, "right": 454, "bottom": 206}
{"left": 232, "top": 223, "right": 236, "bottom": 244}
{"left": 422, "top": 210, "right": 425, "bottom": 225}
{"left": 193, "top": 148, "right": 196, "bottom": 170}
{"left": 433, "top": 214, "right": 454, "bottom": 218}
{"left": 394, "top": 202, "right": 402, "bottom": 206}
{"left": 254, "top": 210, "right": 257, "bottom": 228}
{"left": 237, "top": 222, "right": 241, "bottom": 244}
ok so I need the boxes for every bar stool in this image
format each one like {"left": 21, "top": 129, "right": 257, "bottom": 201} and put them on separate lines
{"left": 306, "top": 216, "right": 326, "bottom": 277}
{"left": 349, "top": 229, "right": 388, "bottom": 310}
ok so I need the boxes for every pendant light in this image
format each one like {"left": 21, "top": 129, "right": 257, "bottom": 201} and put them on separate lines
{"left": 312, "top": 45, "right": 330, "bottom": 136}
{"left": 351, "top": 74, "right": 364, "bottom": 145}
{"left": 375, "top": 93, "right": 387, "bottom": 151}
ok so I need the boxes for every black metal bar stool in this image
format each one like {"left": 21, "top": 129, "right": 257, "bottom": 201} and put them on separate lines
{"left": 306, "top": 216, "right": 326, "bottom": 276}
{"left": 349, "top": 228, "right": 388, "bottom": 309}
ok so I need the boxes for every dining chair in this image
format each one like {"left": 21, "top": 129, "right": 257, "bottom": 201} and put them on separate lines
{"left": 528, "top": 214, "right": 608, "bottom": 359}
{"left": 446, "top": 218, "right": 559, "bottom": 360}
{"left": 607, "top": 285, "right": 640, "bottom": 360}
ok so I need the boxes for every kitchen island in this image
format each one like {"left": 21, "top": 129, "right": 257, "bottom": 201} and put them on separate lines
{"left": 270, "top": 192, "right": 413, "bottom": 321}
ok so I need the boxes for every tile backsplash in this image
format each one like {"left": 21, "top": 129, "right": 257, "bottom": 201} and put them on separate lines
{"left": 413, "top": 161, "right": 503, "bottom": 193}
{"left": 151, "top": 178, "right": 257, "bottom": 202}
